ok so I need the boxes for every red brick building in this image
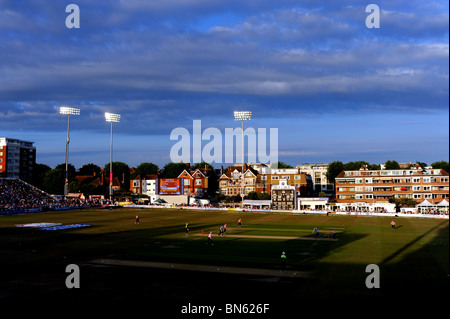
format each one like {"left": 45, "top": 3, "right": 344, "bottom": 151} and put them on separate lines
{"left": 335, "top": 165, "right": 449, "bottom": 205}
{"left": 178, "top": 169, "right": 209, "bottom": 197}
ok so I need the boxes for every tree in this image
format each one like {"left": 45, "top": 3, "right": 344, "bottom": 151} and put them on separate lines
{"left": 43, "top": 167, "right": 65, "bottom": 194}
{"left": 344, "top": 161, "right": 370, "bottom": 170}
{"left": 132, "top": 162, "right": 159, "bottom": 178}
{"left": 246, "top": 191, "right": 258, "bottom": 200}
{"left": 368, "top": 164, "right": 381, "bottom": 170}
{"left": 104, "top": 162, "right": 130, "bottom": 190}
{"left": 326, "top": 161, "right": 344, "bottom": 184}
{"left": 318, "top": 191, "right": 327, "bottom": 198}
{"left": 431, "top": 161, "right": 449, "bottom": 173}
{"left": 78, "top": 163, "right": 102, "bottom": 176}
{"left": 41, "top": 163, "right": 76, "bottom": 195}
{"left": 258, "top": 192, "right": 271, "bottom": 200}
{"left": 55, "top": 163, "right": 76, "bottom": 180}
{"left": 384, "top": 160, "right": 400, "bottom": 169}
{"left": 162, "top": 162, "right": 190, "bottom": 178}
{"left": 272, "top": 161, "right": 293, "bottom": 169}
{"left": 32, "top": 163, "right": 51, "bottom": 190}
{"left": 192, "top": 161, "right": 214, "bottom": 171}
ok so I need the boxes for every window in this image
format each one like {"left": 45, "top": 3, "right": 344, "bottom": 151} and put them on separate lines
{"left": 272, "top": 176, "right": 279, "bottom": 180}
{"left": 423, "top": 177, "right": 431, "bottom": 183}
{"left": 413, "top": 194, "right": 422, "bottom": 199}
{"left": 195, "top": 179, "right": 202, "bottom": 186}
{"left": 365, "top": 186, "right": 373, "bottom": 192}
{"left": 261, "top": 176, "right": 267, "bottom": 181}
{"left": 294, "top": 175, "right": 301, "bottom": 180}
{"left": 355, "top": 179, "right": 363, "bottom": 184}
{"left": 366, "top": 194, "right": 373, "bottom": 199}
{"left": 133, "top": 180, "right": 140, "bottom": 187}
{"left": 412, "top": 178, "right": 420, "bottom": 183}
{"left": 413, "top": 186, "right": 421, "bottom": 191}
{"left": 355, "top": 194, "right": 363, "bottom": 199}
{"left": 366, "top": 178, "right": 373, "bottom": 184}
{"left": 184, "top": 179, "right": 191, "bottom": 186}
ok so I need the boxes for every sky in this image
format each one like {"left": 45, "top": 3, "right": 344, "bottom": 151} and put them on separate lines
{"left": 0, "top": 0, "right": 448, "bottom": 170}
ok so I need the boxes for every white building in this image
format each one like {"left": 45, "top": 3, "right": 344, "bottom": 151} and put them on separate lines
{"left": 297, "top": 163, "right": 334, "bottom": 195}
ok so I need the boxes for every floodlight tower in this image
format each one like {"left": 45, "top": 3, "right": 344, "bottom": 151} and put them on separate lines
{"left": 234, "top": 111, "right": 252, "bottom": 209}
{"left": 60, "top": 106, "right": 80, "bottom": 197}
{"left": 105, "top": 112, "right": 121, "bottom": 204}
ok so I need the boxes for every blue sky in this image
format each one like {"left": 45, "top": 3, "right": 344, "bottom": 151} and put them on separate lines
{"left": 0, "top": 0, "right": 448, "bottom": 169}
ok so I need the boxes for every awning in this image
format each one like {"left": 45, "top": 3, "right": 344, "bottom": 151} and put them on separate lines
{"left": 243, "top": 200, "right": 271, "bottom": 206}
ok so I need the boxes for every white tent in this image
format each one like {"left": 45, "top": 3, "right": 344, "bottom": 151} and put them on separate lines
{"left": 417, "top": 199, "right": 434, "bottom": 206}
{"left": 436, "top": 199, "right": 449, "bottom": 207}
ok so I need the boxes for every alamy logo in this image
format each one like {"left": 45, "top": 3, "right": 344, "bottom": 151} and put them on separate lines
{"left": 365, "top": 4, "right": 380, "bottom": 29}
{"left": 65, "top": 4, "right": 80, "bottom": 29}
{"left": 170, "top": 120, "right": 278, "bottom": 166}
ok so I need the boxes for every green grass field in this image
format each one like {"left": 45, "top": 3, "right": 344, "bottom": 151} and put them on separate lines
{"left": 0, "top": 208, "right": 448, "bottom": 315}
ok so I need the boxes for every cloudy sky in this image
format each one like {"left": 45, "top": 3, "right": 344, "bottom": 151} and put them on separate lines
{"left": 0, "top": 0, "right": 448, "bottom": 169}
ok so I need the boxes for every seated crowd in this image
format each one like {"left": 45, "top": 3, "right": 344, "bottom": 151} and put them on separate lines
{"left": 0, "top": 179, "right": 83, "bottom": 211}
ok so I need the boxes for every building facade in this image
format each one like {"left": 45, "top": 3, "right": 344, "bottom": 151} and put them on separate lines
{"left": 218, "top": 164, "right": 258, "bottom": 197}
{"left": 255, "top": 168, "right": 312, "bottom": 196}
{"left": 218, "top": 164, "right": 313, "bottom": 197}
{"left": 335, "top": 166, "right": 449, "bottom": 207}
{"left": 271, "top": 179, "right": 297, "bottom": 210}
{"left": 178, "top": 169, "right": 209, "bottom": 197}
{"left": 0, "top": 138, "right": 36, "bottom": 183}
{"left": 297, "top": 163, "right": 334, "bottom": 195}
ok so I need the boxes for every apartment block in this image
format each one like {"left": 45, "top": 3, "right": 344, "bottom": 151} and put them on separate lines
{"left": 297, "top": 163, "right": 334, "bottom": 195}
{"left": 0, "top": 137, "right": 36, "bottom": 183}
{"left": 335, "top": 165, "right": 449, "bottom": 205}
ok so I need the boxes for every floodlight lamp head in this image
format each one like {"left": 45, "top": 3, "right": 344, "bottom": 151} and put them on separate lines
{"left": 59, "top": 106, "right": 80, "bottom": 115}
{"left": 105, "top": 112, "right": 121, "bottom": 123}
{"left": 234, "top": 111, "right": 252, "bottom": 121}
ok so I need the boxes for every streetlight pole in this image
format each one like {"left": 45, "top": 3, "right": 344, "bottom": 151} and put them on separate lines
{"left": 59, "top": 107, "right": 80, "bottom": 197}
{"left": 234, "top": 111, "right": 252, "bottom": 209}
{"left": 105, "top": 112, "right": 121, "bottom": 205}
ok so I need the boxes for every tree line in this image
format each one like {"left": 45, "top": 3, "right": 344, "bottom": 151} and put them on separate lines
{"left": 31, "top": 161, "right": 217, "bottom": 196}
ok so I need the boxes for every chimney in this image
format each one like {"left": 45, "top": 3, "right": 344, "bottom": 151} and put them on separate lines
{"left": 221, "top": 165, "right": 223, "bottom": 175}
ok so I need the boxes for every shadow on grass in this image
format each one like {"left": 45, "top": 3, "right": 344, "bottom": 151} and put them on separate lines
{"left": 0, "top": 215, "right": 448, "bottom": 316}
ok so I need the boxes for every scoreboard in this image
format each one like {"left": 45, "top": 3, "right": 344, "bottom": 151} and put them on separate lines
{"left": 156, "top": 178, "right": 184, "bottom": 195}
